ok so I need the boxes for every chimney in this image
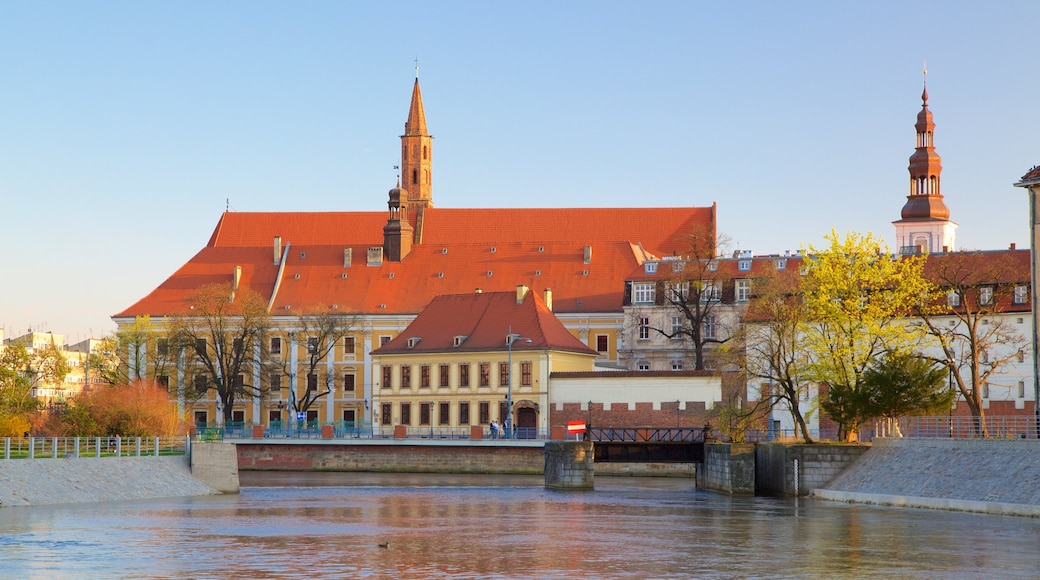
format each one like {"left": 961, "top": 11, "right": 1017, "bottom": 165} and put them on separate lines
{"left": 233, "top": 265, "right": 242, "bottom": 290}
{"left": 474, "top": 288, "right": 482, "bottom": 294}
{"left": 516, "top": 284, "right": 529, "bottom": 304}
{"left": 343, "top": 248, "right": 352, "bottom": 267}
{"left": 1010, "top": 243, "right": 1017, "bottom": 250}
{"left": 274, "top": 236, "right": 282, "bottom": 265}
{"left": 583, "top": 245, "right": 593, "bottom": 264}
{"left": 543, "top": 288, "right": 553, "bottom": 311}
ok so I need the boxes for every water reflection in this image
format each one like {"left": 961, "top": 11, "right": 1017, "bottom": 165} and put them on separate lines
{"left": 0, "top": 472, "right": 1037, "bottom": 579}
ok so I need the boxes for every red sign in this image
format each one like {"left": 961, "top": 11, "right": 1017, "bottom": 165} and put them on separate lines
{"left": 566, "top": 421, "right": 586, "bottom": 434}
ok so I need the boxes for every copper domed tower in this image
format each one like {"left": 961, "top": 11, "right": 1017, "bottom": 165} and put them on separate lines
{"left": 894, "top": 67, "right": 957, "bottom": 254}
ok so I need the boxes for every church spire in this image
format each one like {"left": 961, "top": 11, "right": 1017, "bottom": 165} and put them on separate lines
{"left": 400, "top": 77, "right": 433, "bottom": 209}
{"left": 894, "top": 66, "right": 956, "bottom": 254}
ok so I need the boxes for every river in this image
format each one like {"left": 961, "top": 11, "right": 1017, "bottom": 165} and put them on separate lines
{"left": 0, "top": 472, "right": 1037, "bottom": 579}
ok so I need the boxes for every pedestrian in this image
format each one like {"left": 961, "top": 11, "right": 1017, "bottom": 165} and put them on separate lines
{"left": 490, "top": 420, "right": 498, "bottom": 439}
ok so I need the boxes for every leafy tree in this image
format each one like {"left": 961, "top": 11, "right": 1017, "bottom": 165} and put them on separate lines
{"left": 860, "top": 351, "right": 955, "bottom": 437}
{"left": 169, "top": 282, "right": 271, "bottom": 424}
{"left": 0, "top": 340, "right": 70, "bottom": 433}
{"left": 90, "top": 316, "right": 175, "bottom": 387}
{"left": 45, "top": 380, "right": 186, "bottom": 437}
{"left": 275, "top": 307, "right": 360, "bottom": 417}
{"left": 802, "top": 230, "right": 931, "bottom": 441}
{"left": 739, "top": 267, "right": 816, "bottom": 442}
{"left": 914, "top": 251, "right": 1030, "bottom": 436}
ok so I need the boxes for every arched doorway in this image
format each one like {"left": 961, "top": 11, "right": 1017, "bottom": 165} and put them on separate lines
{"left": 515, "top": 404, "right": 538, "bottom": 439}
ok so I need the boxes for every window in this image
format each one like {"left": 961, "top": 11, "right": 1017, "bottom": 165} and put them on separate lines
{"left": 382, "top": 366, "right": 392, "bottom": 389}
{"left": 379, "top": 335, "right": 392, "bottom": 346}
{"left": 738, "top": 260, "right": 751, "bottom": 271}
{"left": 232, "top": 410, "right": 245, "bottom": 424}
{"left": 459, "top": 402, "right": 470, "bottom": 425}
{"left": 637, "top": 362, "right": 650, "bottom": 372}
{"left": 343, "top": 409, "right": 356, "bottom": 424}
{"left": 776, "top": 259, "right": 786, "bottom": 270}
{"left": 479, "top": 402, "right": 490, "bottom": 424}
{"left": 157, "top": 375, "right": 169, "bottom": 389}
{"left": 1019, "top": 350, "right": 1026, "bottom": 364}
{"left": 671, "top": 315, "right": 683, "bottom": 337}
{"left": 233, "top": 338, "right": 244, "bottom": 356}
{"left": 459, "top": 363, "right": 470, "bottom": 387}
{"left": 343, "top": 374, "right": 355, "bottom": 392}
{"left": 307, "top": 373, "right": 318, "bottom": 391}
{"left": 195, "top": 338, "right": 207, "bottom": 356}
{"left": 306, "top": 410, "right": 318, "bottom": 426}
{"left": 420, "top": 403, "right": 431, "bottom": 425}
{"left": 194, "top": 375, "right": 208, "bottom": 394}
{"left": 521, "top": 362, "right": 532, "bottom": 386}
{"left": 479, "top": 363, "right": 490, "bottom": 387}
{"left": 381, "top": 403, "right": 391, "bottom": 425}
{"left": 1014, "top": 285, "right": 1028, "bottom": 305}
{"left": 343, "top": 336, "right": 356, "bottom": 355}
{"left": 1020, "top": 381, "right": 1026, "bottom": 399}
{"left": 736, "top": 280, "right": 751, "bottom": 302}
{"left": 947, "top": 291, "right": 960, "bottom": 307}
{"left": 644, "top": 262, "right": 658, "bottom": 274}
{"left": 439, "top": 402, "right": 450, "bottom": 425}
{"left": 638, "top": 316, "right": 651, "bottom": 340}
{"left": 439, "top": 364, "right": 450, "bottom": 388}
{"left": 269, "top": 409, "right": 282, "bottom": 423}
{"left": 700, "top": 282, "right": 720, "bottom": 302}
{"left": 270, "top": 337, "right": 282, "bottom": 355}
{"left": 668, "top": 281, "right": 690, "bottom": 301}
{"left": 672, "top": 260, "right": 685, "bottom": 273}
{"left": 596, "top": 335, "right": 609, "bottom": 353}
{"left": 401, "top": 365, "right": 411, "bottom": 388}
{"left": 704, "top": 313, "right": 717, "bottom": 340}
{"left": 157, "top": 339, "right": 168, "bottom": 357}
{"left": 194, "top": 411, "right": 208, "bottom": 426}
{"left": 979, "top": 286, "right": 994, "bottom": 306}
{"left": 420, "top": 364, "right": 431, "bottom": 388}
{"left": 671, "top": 360, "right": 684, "bottom": 371}
{"left": 633, "top": 282, "right": 656, "bottom": 303}
{"left": 271, "top": 373, "right": 282, "bottom": 392}
{"left": 401, "top": 403, "right": 412, "bottom": 425}
{"left": 307, "top": 337, "right": 318, "bottom": 354}
{"left": 499, "top": 362, "right": 509, "bottom": 387}
{"left": 499, "top": 402, "right": 508, "bottom": 423}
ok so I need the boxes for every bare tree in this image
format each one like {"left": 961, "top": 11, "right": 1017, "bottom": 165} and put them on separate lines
{"left": 653, "top": 227, "right": 734, "bottom": 370}
{"left": 90, "top": 316, "right": 174, "bottom": 387}
{"left": 276, "top": 307, "right": 361, "bottom": 418}
{"left": 915, "top": 251, "right": 1030, "bottom": 436}
{"left": 169, "top": 283, "right": 271, "bottom": 424}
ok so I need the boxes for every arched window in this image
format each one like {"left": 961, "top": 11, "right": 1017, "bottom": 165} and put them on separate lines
{"left": 412, "top": 169, "right": 418, "bottom": 185}
{"left": 423, "top": 145, "right": 428, "bottom": 160}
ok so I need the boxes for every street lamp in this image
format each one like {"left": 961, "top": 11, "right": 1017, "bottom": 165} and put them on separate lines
{"left": 505, "top": 326, "right": 531, "bottom": 439}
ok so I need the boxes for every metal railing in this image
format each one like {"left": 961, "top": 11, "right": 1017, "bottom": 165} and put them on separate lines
{"left": 588, "top": 427, "right": 708, "bottom": 443}
{"left": 1, "top": 436, "right": 189, "bottom": 460}
{"left": 742, "top": 415, "right": 1040, "bottom": 443}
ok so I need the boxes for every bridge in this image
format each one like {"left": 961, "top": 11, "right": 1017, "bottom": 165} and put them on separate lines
{"left": 587, "top": 427, "right": 708, "bottom": 463}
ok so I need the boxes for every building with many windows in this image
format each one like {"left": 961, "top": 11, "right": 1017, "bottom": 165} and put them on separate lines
{"left": 113, "top": 77, "right": 717, "bottom": 428}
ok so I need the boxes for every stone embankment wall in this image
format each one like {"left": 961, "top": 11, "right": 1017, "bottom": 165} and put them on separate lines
{"left": 696, "top": 443, "right": 755, "bottom": 495}
{"left": 815, "top": 438, "right": 1040, "bottom": 517}
{"left": 237, "top": 441, "right": 546, "bottom": 474}
{"left": 0, "top": 456, "right": 218, "bottom": 507}
{"left": 544, "top": 441, "right": 594, "bottom": 489}
{"left": 756, "top": 443, "right": 870, "bottom": 497}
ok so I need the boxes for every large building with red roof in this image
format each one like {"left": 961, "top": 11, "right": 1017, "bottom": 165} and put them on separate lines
{"left": 113, "top": 78, "right": 717, "bottom": 428}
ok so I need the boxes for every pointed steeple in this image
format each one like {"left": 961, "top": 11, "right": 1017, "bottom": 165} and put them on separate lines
{"left": 894, "top": 67, "right": 956, "bottom": 254}
{"left": 400, "top": 76, "right": 433, "bottom": 211}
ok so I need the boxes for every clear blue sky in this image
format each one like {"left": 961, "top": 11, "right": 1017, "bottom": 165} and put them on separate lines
{"left": 2, "top": 1, "right": 1038, "bottom": 341}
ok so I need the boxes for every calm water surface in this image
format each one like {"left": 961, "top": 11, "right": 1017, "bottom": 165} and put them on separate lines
{"left": 0, "top": 472, "right": 1037, "bottom": 579}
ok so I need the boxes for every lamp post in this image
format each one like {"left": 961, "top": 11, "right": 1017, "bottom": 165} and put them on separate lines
{"left": 505, "top": 326, "right": 531, "bottom": 440}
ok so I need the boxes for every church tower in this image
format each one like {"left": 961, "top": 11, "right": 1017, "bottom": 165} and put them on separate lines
{"left": 894, "top": 69, "right": 957, "bottom": 254}
{"left": 400, "top": 77, "right": 433, "bottom": 210}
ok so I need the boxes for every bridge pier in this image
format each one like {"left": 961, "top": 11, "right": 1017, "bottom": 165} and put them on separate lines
{"left": 544, "top": 441, "right": 594, "bottom": 489}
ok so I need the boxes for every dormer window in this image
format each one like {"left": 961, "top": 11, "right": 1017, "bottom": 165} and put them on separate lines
{"left": 407, "top": 337, "right": 421, "bottom": 349}
{"left": 738, "top": 260, "right": 751, "bottom": 271}
{"left": 645, "top": 262, "right": 658, "bottom": 274}
{"left": 775, "top": 259, "right": 786, "bottom": 270}
{"left": 453, "top": 335, "right": 467, "bottom": 347}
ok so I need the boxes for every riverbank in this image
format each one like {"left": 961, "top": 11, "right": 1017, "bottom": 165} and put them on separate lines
{"left": 0, "top": 456, "right": 218, "bottom": 507}
{"left": 814, "top": 437, "right": 1040, "bottom": 517}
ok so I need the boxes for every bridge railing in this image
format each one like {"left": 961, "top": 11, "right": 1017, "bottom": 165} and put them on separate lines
{"left": 588, "top": 427, "right": 708, "bottom": 443}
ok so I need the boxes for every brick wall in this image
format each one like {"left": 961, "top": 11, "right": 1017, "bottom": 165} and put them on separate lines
{"left": 237, "top": 443, "right": 545, "bottom": 475}
{"left": 551, "top": 401, "right": 711, "bottom": 430}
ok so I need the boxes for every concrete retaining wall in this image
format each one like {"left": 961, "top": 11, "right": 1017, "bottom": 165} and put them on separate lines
{"left": 0, "top": 456, "right": 218, "bottom": 507}
{"left": 190, "top": 442, "right": 240, "bottom": 493}
{"left": 696, "top": 443, "right": 754, "bottom": 495}
{"left": 815, "top": 438, "right": 1040, "bottom": 517}
{"left": 756, "top": 443, "right": 869, "bottom": 497}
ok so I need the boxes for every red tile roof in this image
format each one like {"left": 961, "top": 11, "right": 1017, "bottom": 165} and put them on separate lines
{"left": 116, "top": 204, "right": 716, "bottom": 319}
{"left": 371, "top": 290, "right": 598, "bottom": 356}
